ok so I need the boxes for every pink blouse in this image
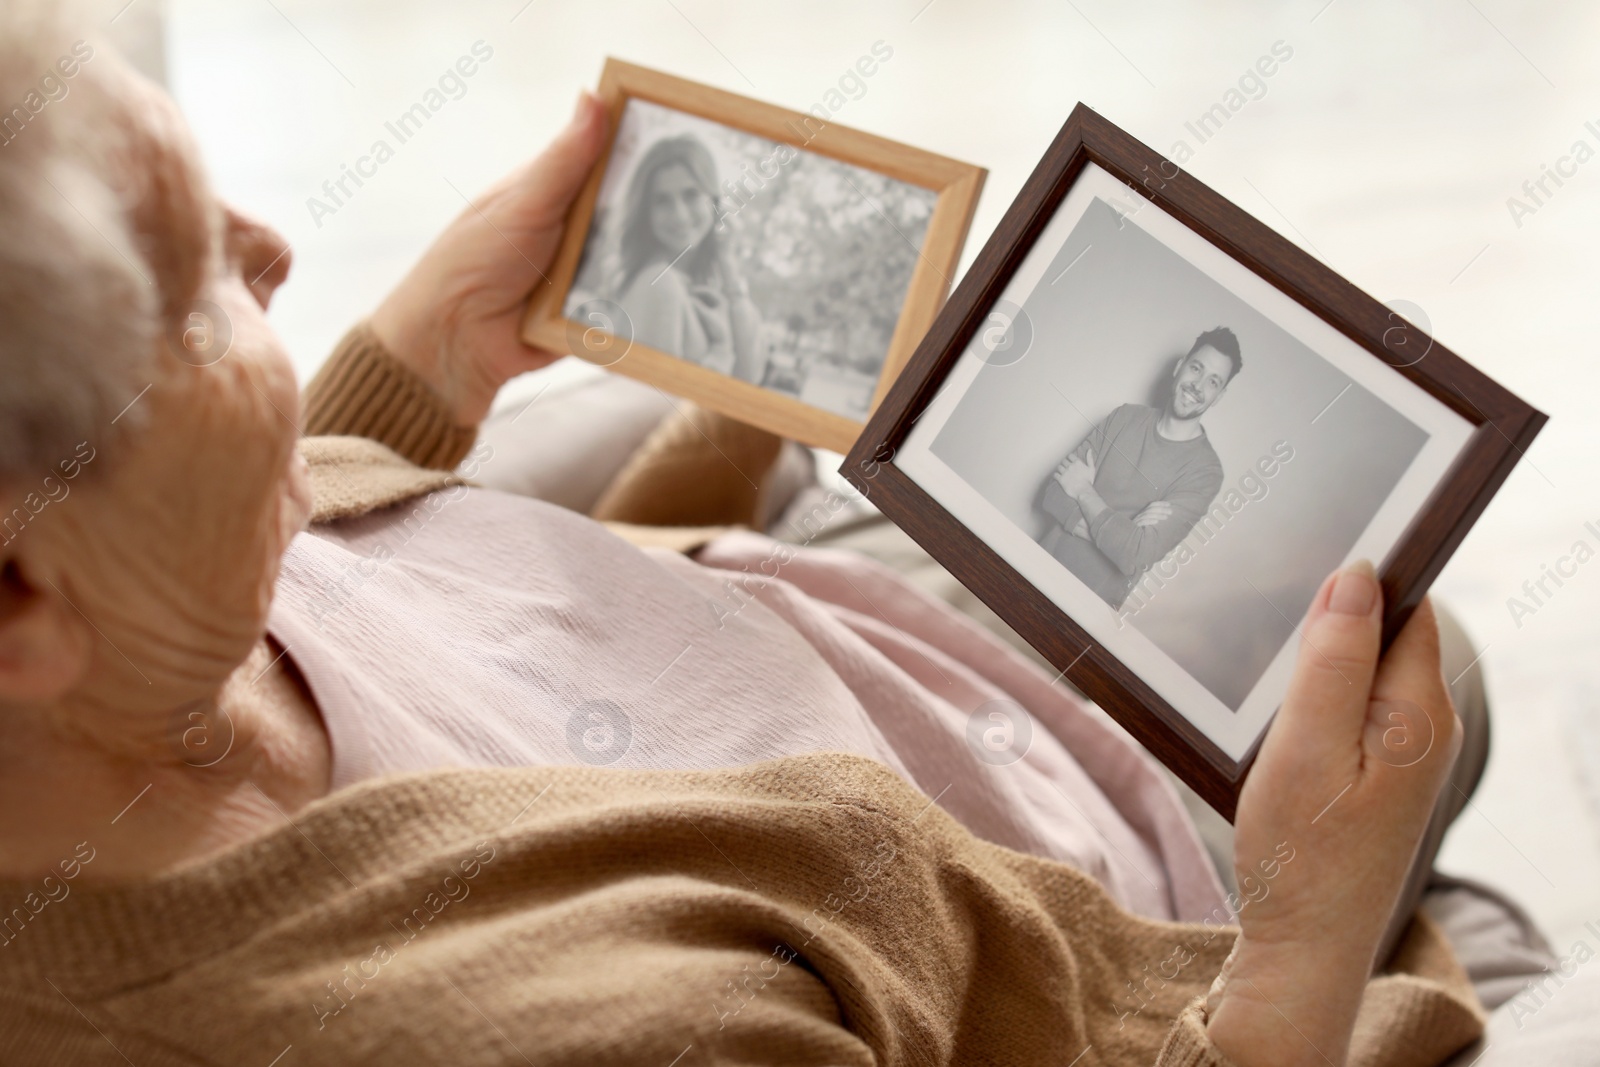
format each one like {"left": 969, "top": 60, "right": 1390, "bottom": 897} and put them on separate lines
{"left": 267, "top": 484, "right": 1227, "bottom": 924}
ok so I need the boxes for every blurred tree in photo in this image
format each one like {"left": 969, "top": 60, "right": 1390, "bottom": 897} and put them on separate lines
{"left": 732, "top": 154, "right": 934, "bottom": 377}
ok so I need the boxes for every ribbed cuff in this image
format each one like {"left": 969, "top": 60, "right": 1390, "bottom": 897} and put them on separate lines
{"left": 1155, "top": 999, "right": 1237, "bottom": 1066}
{"left": 302, "top": 323, "right": 478, "bottom": 471}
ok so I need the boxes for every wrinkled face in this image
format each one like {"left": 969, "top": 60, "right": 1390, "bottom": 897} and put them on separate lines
{"left": 18, "top": 58, "right": 311, "bottom": 713}
{"left": 1169, "top": 345, "right": 1234, "bottom": 420}
{"left": 646, "top": 162, "right": 715, "bottom": 252}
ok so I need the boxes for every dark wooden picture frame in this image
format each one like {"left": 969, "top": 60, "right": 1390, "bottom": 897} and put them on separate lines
{"left": 842, "top": 103, "right": 1546, "bottom": 820}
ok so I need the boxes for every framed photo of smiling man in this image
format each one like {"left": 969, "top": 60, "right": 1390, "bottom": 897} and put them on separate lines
{"left": 521, "top": 58, "right": 986, "bottom": 452}
{"left": 844, "top": 104, "right": 1545, "bottom": 819}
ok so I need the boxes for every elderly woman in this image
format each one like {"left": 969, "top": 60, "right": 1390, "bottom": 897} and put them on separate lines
{"left": 0, "top": 10, "right": 1490, "bottom": 1067}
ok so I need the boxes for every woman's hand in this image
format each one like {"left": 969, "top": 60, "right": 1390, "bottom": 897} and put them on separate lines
{"left": 712, "top": 230, "right": 748, "bottom": 298}
{"left": 712, "top": 235, "right": 764, "bottom": 382}
{"left": 1207, "top": 561, "right": 1462, "bottom": 1067}
{"left": 687, "top": 285, "right": 738, "bottom": 376}
{"left": 370, "top": 92, "right": 608, "bottom": 426}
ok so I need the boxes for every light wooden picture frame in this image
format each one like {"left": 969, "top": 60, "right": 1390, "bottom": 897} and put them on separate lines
{"left": 520, "top": 58, "right": 986, "bottom": 452}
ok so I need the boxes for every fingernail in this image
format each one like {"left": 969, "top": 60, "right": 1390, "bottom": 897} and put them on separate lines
{"left": 1329, "top": 560, "right": 1378, "bottom": 615}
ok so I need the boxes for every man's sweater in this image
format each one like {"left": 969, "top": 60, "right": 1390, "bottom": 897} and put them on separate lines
{"left": 1040, "top": 404, "right": 1224, "bottom": 608}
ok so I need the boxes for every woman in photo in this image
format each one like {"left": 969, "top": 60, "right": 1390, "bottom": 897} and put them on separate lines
{"left": 610, "top": 135, "right": 764, "bottom": 381}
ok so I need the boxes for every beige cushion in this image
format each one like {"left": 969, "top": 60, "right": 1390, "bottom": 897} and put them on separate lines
{"left": 472, "top": 371, "right": 817, "bottom": 529}
{"left": 471, "top": 374, "right": 676, "bottom": 515}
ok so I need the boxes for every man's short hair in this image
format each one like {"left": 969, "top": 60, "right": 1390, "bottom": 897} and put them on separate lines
{"left": 1185, "top": 327, "right": 1242, "bottom": 381}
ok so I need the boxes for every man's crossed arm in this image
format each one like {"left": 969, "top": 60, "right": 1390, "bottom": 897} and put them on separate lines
{"left": 1067, "top": 458, "right": 1222, "bottom": 576}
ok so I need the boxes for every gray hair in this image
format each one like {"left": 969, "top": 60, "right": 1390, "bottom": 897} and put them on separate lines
{"left": 0, "top": 1, "right": 160, "bottom": 489}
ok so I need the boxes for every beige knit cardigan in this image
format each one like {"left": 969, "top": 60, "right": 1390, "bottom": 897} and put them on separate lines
{"left": 0, "top": 328, "right": 1485, "bottom": 1066}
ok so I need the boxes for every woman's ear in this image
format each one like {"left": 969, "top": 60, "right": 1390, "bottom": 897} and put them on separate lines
{"left": 0, "top": 559, "right": 91, "bottom": 705}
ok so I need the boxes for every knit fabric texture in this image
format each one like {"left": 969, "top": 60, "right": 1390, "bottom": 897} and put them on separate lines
{"left": 303, "top": 323, "right": 480, "bottom": 471}
{"left": 0, "top": 325, "right": 1482, "bottom": 1065}
{"left": 0, "top": 757, "right": 1483, "bottom": 1065}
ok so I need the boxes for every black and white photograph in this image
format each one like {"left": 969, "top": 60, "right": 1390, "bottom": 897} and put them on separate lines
{"left": 897, "top": 162, "right": 1477, "bottom": 762}
{"left": 563, "top": 97, "right": 939, "bottom": 422}
{"left": 8, "top": 3, "right": 1584, "bottom": 1057}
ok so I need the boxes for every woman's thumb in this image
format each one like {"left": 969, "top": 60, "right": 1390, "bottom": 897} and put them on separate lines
{"left": 1274, "top": 560, "right": 1384, "bottom": 751}
{"left": 507, "top": 91, "right": 609, "bottom": 228}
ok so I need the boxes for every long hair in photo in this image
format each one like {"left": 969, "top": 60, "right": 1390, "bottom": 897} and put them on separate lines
{"left": 617, "top": 134, "right": 724, "bottom": 293}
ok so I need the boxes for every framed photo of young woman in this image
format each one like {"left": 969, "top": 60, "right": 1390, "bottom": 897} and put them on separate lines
{"left": 842, "top": 103, "right": 1546, "bottom": 820}
{"left": 520, "top": 58, "right": 986, "bottom": 452}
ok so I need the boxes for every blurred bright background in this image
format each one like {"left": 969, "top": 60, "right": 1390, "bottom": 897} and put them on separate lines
{"left": 100, "top": 0, "right": 1598, "bottom": 948}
